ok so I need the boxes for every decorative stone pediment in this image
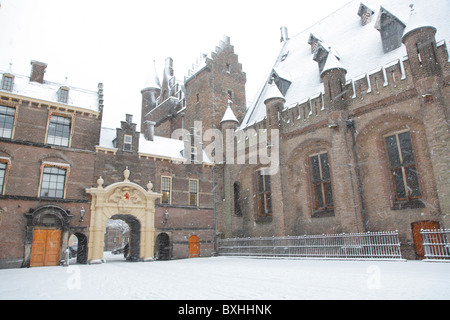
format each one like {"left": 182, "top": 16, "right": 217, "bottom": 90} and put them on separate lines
{"left": 85, "top": 167, "right": 162, "bottom": 263}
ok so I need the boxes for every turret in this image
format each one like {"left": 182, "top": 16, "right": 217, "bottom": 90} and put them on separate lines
{"left": 264, "top": 82, "right": 285, "bottom": 129}
{"left": 401, "top": 5, "right": 443, "bottom": 83}
{"left": 320, "top": 52, "right": 347, "bottom": 111}
{"left": 141, "top": 61, "right": 161, "bottom": 133}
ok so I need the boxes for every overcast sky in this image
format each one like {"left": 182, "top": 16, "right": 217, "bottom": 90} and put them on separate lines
{"left": 0, "top": 0, "right": 350, "bottom": 129}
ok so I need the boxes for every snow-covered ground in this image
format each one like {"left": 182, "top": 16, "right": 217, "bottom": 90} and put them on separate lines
{"left": 0, "top": 253, "right": 449, "bottom": 300}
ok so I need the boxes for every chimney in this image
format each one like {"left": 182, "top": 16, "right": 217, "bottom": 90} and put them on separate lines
{"left": 280, "top": 26, "right": 289, "bottom": 42}
{"left": 143, "top": 120, "right": 156, "bottom": 141}
{"left": 30, "top": 60, "right": 47, "bottom": 83}
{"left": 125, "top": 114, "right": 133, "bottom": 124}
{"left": 164, "top": 57, "right": 174, "bottom": 78}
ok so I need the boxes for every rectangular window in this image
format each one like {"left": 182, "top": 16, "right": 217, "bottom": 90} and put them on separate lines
{"left": 311, "top": 152, "right": 333, "bottom": 212}
{"left": 58, "top": 87, "right": 69, "bottom": 103}
{"left": 1, "top": 75, "right": 13, "bottom": 91}
{"left": 257, "top": 170, "right": 272, "bottom": 217}
{"left": 123, "top": 135, "right": 132, "bottom": 152}
{"left": 40, "top": 166, "right": 67, "bottom": 198}
{"left": 191, "top": 146, "right": 197, "bottom": 162}
{"left": 0, "top": 161, "right": 8, "bottom": 194}
{"left": 161, "top": 176, "right": 172, "bottom": 204}
{"left": 385, "top": 131, "right": 421, "bottom": 202}
{"left": 0, "top": 105, "right": 15, "bottom": 138}
{"left": 47, "top": 115, "right": 71, "bottom": 147}
{"left": 189, "top": 179, "right": 198, "bottom": 206}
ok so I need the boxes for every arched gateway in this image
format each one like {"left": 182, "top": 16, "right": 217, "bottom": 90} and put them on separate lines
{"left": 86, "top": 167, "right": 161, "bottom": 263}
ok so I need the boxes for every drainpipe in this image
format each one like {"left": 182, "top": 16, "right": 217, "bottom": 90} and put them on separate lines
{"left": 346, "top": 119, "right": 368, "bottom": 232}
{"left": 212, "top": 163, "right": 217, "bottom": 255}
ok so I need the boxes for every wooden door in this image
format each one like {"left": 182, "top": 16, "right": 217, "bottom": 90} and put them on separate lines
{"left": 188, "top": 235, "right": 199, "bottom": 258}
{"left": 30, "top": 229, "right": 62, "bottom": 267}
{"left": 411, "top": 221, "right": 440, "bottom": 259}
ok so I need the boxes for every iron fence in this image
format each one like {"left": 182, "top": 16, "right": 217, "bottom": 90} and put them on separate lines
{"left": 218, "top": 231, "right": 403, "bottom": 260}
{"left": 421, "top": 229, "right": 450, "bottom": 260}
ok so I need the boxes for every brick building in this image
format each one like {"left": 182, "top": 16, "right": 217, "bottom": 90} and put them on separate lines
{"left": 219, "top": 0, "right": 450, "bottom": 259}
{"left": 1, "top": 0, "right": 449, "bottom": 267}
{"left": 0, "top": 61, "right": 102, "bottom": 268}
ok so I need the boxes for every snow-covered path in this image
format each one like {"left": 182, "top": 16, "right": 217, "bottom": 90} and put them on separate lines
{"left": 0, "top": 255, "right": 449, "bottom": 300}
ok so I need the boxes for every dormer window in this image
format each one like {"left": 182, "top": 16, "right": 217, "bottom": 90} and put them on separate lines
{"left": 58, "top": 87, "right": 69, "bottom": 103}
{"left": 308, "top": 34, "right": 323, "bottom": 54}
{"left": 271, "top": 69, "right": 291, "bottom": 96}
{"left": 358, "top": 3, "right": 375, "bottom": 26}
{"left": 312, "top": 42, "right": 330, "bottom": 74}
{"left": 374, "top": 7, "right": 406, "bottom": 53}
{"left": 1, "top": 74, "right": 14, "bottom": 91}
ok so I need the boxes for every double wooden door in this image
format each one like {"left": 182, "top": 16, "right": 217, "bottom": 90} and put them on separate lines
{"left": 30, "top": 229, "right": 62, "bottom": 267}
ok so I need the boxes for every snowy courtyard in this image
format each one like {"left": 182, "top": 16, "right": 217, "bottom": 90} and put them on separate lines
{"left": 0, "top": 254, "right": 449, "bottom": 300}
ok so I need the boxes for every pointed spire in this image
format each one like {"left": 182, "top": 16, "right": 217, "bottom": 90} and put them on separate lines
{"left": 143, "top": 60, "right": 161, "bottom": 90}
{"left": 220, "top": 100, "right": 239, "bottom": 124}
{"left": 264, "top": 82, "right": 285, "bottom": 104}
{"left": 402, "top": 3, "right": 436, "bottom": 41}
{"left": 321, "top": 51, "right": 346, "bottom": 77}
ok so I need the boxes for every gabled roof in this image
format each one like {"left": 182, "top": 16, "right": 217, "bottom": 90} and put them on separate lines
{"left": 241, "top": 0, "right": 450, "bottom": 128}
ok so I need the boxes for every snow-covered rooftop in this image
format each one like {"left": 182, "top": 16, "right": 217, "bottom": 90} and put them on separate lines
{"left": 0, "top": 71, "right": 99, "bottom": 113}
{"left": 241, "top": 0, "right": 450, "bottom": 128}
{"left": 98, "top": 127, "right": 213, "bottom": 164}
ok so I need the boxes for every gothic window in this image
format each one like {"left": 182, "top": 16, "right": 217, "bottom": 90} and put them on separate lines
{"left": 0, "top": 105, "right": 15, "bottom": 138}
{"left": 385, "top": 131, "right": 421, "bottom": 205}
{"left": 189, "top": 179, "right": 198, "bottom": 206}
{"left": 161, "top": 176, "right": 172, "bottom": 204}
{"left": 311, "top": 152, "right": 333, "bottom": 213}
{"left": 257, "top": 170, "right": 272, "bottom": 217}
{"left": 39, "top": 165, "right": 68, "bottom": 199}
{"left": 46, "top": 114, "right": 71, "bottom": 147}
{"left": 234, "top": 182, "right": 242, "bottom": 216}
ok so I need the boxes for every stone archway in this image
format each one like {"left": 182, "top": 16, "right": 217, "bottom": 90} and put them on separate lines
{"left": 86, "top": 167, "right": 161, "bottom": 264}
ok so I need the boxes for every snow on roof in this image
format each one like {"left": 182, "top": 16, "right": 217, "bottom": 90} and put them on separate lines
{"left": 0, "top": 71, "right": 99, "bottom": 112}
{"left": 143, "top": 61, "right": 161, "bottom": 90}
{"left": 264, "top": 82, "right": 285, "bottom": 103}
{"left": 241, "top": 0, "right": 450, "bottom": 128}
{"left": 320, "top": 51, "right": 347, "bottom": 76}
{"left": 220, "top": 101, "right": 239, "bottom": 124}
{"left": 98, "top": 127, "right": 213, "bottom": 164}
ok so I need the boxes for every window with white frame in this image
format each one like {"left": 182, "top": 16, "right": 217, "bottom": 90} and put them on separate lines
{"left": 46, "top": 115, "right": 71, "bottom": 147}
{"left": 123, "top": 135, "right": 133, "bottom": 152}
{"left": 0, "top": 105, "right": 15, "bottom": 138}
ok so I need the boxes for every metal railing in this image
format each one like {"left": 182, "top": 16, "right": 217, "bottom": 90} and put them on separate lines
{"left": 421, "top": 229, "right": 450, "bottom": 260}
{"left": 218, "top": 231, "right": 403, "bottom": 260}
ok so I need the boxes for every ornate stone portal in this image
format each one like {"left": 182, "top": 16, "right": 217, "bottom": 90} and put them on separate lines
{"left": 86, "top": 167, "right": 161, "bottom": 263}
